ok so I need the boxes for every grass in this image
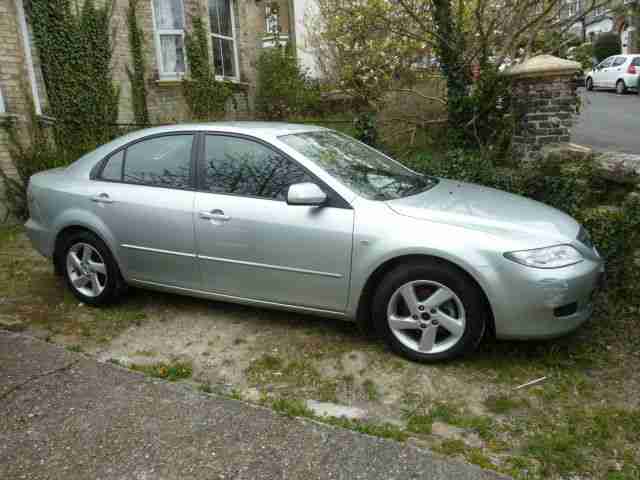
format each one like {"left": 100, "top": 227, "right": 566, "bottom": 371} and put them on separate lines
{"left": 130, "top": 361, "right": 193, "bottom": 381}
{"left": 3, "top": 225, "right": 640, "bottom": 479}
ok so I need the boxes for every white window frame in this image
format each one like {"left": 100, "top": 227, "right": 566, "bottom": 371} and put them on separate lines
{"left": 150, "top": 0, "right": 187, "bottom": 81}
{"left": 16, "top": 0, "right": 42, "bottom": 115}
{"left": 0, "top": 86, "right": 6, "bottom": 114}
{"left": 209, "top": 0, "right": 240, "bottom": 82}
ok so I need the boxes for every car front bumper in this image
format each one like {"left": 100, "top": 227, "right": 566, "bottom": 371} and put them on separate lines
{"left": 487, "top": 255, "right": 605, "bottom": 340}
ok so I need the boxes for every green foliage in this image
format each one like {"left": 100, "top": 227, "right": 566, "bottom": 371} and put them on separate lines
{"left": 0, "top": 108, "right": 69, "bottom": 222}
{"left": 29, "top": 0, "right": 120, "bottom": 159}
{"left": 408, "top": 149, "right": 640, "bottom": 291}
{"left": 571, "top": 43, "right": 595, "bottom": 71}
{"left": 130, "top": 361, "right": 193, "bottom": 381}
{"left": 183, "top": 17, "right": 232, "bottom": 120}
{"left": 255, "top": 43, "right": 321, "bottom": 120}
{"left": 126, "top": 0, "right": 149, "bottom": 126}
{"left": 593, "top": 32, "right": 621, "bottom": 63}
{"left": 353, "top": 112, "right": 378, "bottom": 146}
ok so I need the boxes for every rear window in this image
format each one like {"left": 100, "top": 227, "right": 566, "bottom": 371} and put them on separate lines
{"left": 632, "top": 57, "right": 640, "bottom": 66}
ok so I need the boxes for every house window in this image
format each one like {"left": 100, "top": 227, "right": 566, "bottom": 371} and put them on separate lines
{"left": 0, "top": 86, "right": 5, "bottom": 114}
{"left": 209, "top": 0, "right": 239, "bottom": 79}
{"left": 152, "top": 0, "right": 187, "bottom": 79}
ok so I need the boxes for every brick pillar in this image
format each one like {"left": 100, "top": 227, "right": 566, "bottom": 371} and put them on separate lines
{"left": 505, "top": 55, "right": 581, "bottom": 162}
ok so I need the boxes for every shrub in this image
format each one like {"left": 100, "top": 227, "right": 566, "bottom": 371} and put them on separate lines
{"left": 0, "top": 111, "right": 69, "bottom": 222}
{"left": 593, "top": 32, "right": 621, "bottom": 63}
{"left": 408, "top": 150, "right": 640, "bottom": 290}
{"left": 571, "top": 43, "right": 595, "bottom": 71}
{"left": 256, "top": 43, "right": 321, "bottom": 120}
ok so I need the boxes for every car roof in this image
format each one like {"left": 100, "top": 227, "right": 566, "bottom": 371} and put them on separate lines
{"left": 128, "top": 121, "right": 327, "bottom": 138}
{"left": 65, "top": 122, "right": 329, "bottom": 176}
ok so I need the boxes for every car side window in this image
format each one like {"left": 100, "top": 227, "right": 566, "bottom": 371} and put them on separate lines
{"left": 612, "top": 57, "right": 626, "bottom": 67}
{"left": 100, "top": 150, "right": 124, "bottom": 181}
{"left": 202, "top": 135, "right": 313, "bottom": 200}
{"left": 120, "top": 135, "right": 193, "bottom": 189}
{"left": 599, "top": 58, "right": 613, "bottom": 69}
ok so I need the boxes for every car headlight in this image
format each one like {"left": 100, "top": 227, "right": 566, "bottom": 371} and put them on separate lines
{"left": 504, "top": 245, "right": 583, "bottom": 269}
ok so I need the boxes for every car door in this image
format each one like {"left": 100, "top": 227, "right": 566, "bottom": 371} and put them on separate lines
{"left": 90, "top": 133, "right": 198, "bottom": 289}
{"left": 194, "top": 133, "right": 354, "bottom": 312}
{"left": 593, "top": 57, "right": 613, "bottom": 87}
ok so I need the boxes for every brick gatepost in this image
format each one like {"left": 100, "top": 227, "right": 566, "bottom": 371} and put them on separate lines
{"left": 505, "top": 55, "right": 582, "bottom": 162}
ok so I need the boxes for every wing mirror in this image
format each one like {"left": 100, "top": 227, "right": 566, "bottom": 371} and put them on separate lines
{"left": 287, "top": 182, "right": 327, "bottom": 206}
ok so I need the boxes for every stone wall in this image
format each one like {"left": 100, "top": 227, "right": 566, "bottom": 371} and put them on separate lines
{"left": 505, "top": 55, "right": 582, "bottom": 162}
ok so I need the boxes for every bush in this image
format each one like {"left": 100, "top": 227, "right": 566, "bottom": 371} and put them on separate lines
{"left": 571, "top": 43, "right": 595, "bottom": 71}
{"left": 593, "top": 32, "right": 621, "bottom": 63}
{"left": 256, "top": 43, "right": 321, "bottom": 120}
{"left": 408, "top": 150, "right": 640, "bottom": 290}
{"left": 0, "top": 114, "right": 69, "bottom": 222}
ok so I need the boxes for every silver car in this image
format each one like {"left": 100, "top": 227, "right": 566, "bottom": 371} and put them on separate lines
{"left": 25, "top": 123, "right": 604, "bottom": 362}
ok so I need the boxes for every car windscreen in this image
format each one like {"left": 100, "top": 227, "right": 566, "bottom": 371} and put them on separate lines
{"left": 279, "top": 131, "right": 437, "bottom": 200}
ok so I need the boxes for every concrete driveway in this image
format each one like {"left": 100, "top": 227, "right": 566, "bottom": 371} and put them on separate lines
{"left": 573, "top": 89, "right": 640, "bottom": 154}
{"left": 0, "top": 331, "right": 507, "bottom": 480}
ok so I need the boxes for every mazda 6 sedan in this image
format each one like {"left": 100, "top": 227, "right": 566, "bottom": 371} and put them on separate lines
{"left": 25, "top": 123, "right": 605, "bottom": 362}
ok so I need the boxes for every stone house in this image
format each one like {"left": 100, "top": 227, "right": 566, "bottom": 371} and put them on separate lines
{"left": 0, "top": 0, "right": 307, "bottom": 179}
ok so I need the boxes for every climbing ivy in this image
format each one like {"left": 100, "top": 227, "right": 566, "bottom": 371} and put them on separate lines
{"left": 126, "top": 0, "right": 149, "bottom": 126}
{"left": 28, "top": 0, "right": 120, "bottom": 158}
{"left": 183, "top": 17, "right": 232, "bottom": 120}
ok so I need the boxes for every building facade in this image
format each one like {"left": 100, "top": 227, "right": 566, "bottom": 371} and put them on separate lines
{"left": 0, "top": 0, "right": 301, "bottom": 180}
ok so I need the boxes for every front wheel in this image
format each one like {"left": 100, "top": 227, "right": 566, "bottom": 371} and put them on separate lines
{"left": 586, "top": 77, "right": 594, "bottom": 91}
{"left": 372, "top": 261, "right": 487, "bottom": 362}
{"left": 616, "top": 80, "right": 627, "bottom": 95}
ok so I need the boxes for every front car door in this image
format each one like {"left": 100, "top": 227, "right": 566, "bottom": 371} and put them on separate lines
{"left": 194, "top": 134, "right": 354, "bottom": 312}
{"left": 91, "top": 133, "right": 198, "bottom": 289}
{"left": 593, "top": 57, "right": 614, "bottom": 87}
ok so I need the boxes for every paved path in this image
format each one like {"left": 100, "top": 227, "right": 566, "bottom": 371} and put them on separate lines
{"left": 574, "top": 89, "right": 640, "bottom": 154}
{"left": 0, "top": 331, "right": 507, "bottom": 480}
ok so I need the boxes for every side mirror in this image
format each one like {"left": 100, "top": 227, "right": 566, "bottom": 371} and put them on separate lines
{"left": 287, "top": 182, "right": 327, "bottom": 206}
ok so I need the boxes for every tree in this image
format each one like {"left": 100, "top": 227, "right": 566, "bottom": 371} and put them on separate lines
{"left": 593, "top": 32, "right": 621, "bottom": 62}
{"left": 315, "top": 0, "right": 615, "bottom": 147}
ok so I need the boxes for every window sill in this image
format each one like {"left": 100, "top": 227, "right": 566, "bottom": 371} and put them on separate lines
{"left": 155, "top": 79, "right": 184, "bottom": 87}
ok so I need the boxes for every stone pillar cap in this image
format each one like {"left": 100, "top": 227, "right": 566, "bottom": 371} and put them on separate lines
{"left": 505, "top": 55, "right": 581, "bottom": 78}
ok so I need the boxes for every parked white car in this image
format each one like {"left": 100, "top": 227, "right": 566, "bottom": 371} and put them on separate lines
{"left": 586, "top": 54, "right": 640, "bottom": 94}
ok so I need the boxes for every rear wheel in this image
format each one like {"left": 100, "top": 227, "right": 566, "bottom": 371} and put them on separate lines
{"left": 616, "top": 80, "right": 627, "bottom": 95}
{"left": 586, "top": 77, "right": 594, "bottom": 91}
{"left": 372, "top": 260, "right": 487, "bottom": 362}
{"left": 59, "top": 231, "right": 126, "bottom": 306}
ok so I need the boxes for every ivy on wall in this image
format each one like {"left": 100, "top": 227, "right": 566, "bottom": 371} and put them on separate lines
{"left": 126, "top": 0, "right": 149, "bottom": 126}
{"left": 28, "top": 0, "right": 119, "bottom": 158}
{"left": 183, "top": 17, "right": 232, "bottom": 120}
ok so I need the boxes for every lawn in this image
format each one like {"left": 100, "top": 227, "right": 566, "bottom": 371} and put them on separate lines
{"left": 1, "top": 225, "right": 638, "bottom": 479}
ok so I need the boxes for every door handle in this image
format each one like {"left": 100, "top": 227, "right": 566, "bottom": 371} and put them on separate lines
{"left": 91, "top": 193, "right": 114, "bottom": 204}
{"left": 199, "top": 209, "right": 231, "bottom": 222}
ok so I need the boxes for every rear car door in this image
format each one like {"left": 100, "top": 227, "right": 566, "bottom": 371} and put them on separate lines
{"left": 194, "top": 134, "right": 354, "bottom": 312}
{"left": 90, "top": 133, "right": 198, "bottom": 289}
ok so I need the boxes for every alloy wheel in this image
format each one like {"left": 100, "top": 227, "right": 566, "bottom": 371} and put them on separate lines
{"left": 386, "top": 280, "right": 466, "bottom": 355}
{"left": 66, "top": 242, "right": 107, "bottom": 298}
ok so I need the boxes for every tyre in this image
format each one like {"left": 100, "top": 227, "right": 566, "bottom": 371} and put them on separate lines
{"left": 59, "top": 230, "right": 126, "bottom": 306}
{"left": 372, "top": 260, "right": 487, "bottom": 362}
{"left": 586, "top": 77, "right": 594, "bottom": 91}
{"left": 616, "top": 80, "right": 627, "bottom": 95}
